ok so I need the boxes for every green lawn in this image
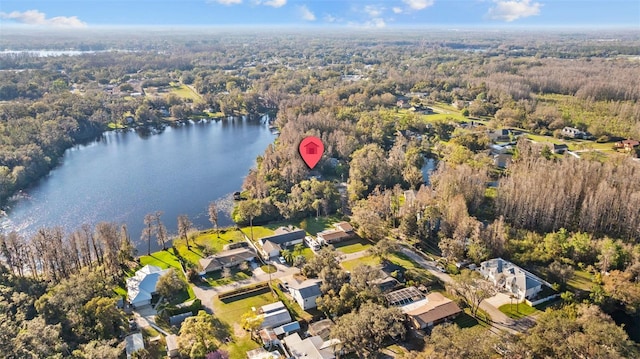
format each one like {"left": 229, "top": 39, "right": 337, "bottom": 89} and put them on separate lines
{"left": 201, "top": 268, "right": 252, "bottom": 287}
{"left": 300, "top": 215, "right": 343, "bottom": 235}
{"left": 169, "top": 83, "right": 202, "bottom": 102}
{"left": 567, "top": 269, "right": 593, "bottom": 292}
{"left": 333, "top": 238, "right": 373, "bottom": 254}
{"left": 261, "top": 264, "right": 277, "bottom": 273}
{"left": 242, "top": 225, "right": 275, "bottom": 242}
{"left": 212, "top": 287, "right": 278, "bottom": 326}
{"left": 244, "top": 215, "right": 343, "bottom": 241}
{"left": 341, "top": 255, "right": 380, "bottom": 271}
{"left": 171, "top": 228, "right": 247, "bottom": 266}
{"left": 137, "top": 250, "right": 195, "bottom": 303}
{"left": 498, "top": 302, "right": 539, "bottom": 319}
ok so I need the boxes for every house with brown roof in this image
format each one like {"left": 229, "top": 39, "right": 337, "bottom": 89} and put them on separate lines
{"left": 385, "top": 286, "right": 461, "bottom": 330}
{"left": 317, "top": 222, "right": 355, "bottom": 245}
{"left": 198, "top": 247, "right": 256, "bottom": 273}
{"left": 615, "top": 139, "right": 640, "bottom": 152}
{"left": 405, "top": 292, "right": 462, "bottom": 329}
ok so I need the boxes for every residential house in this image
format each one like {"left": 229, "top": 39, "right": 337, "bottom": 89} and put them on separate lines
{"left": 199, "top": 247, "right": 256, "bottom": 273}
{"left": 125, "top": 333, "right": 145, "bottom": 359}
{"left": 259, "top": 301, "right": 293, "bottom": 329}
{"left": 166, "top": 334, "right": 180, "bottom": 359}
{"left": 489, "top": 144, "right": 508, "bottom": 155}
{"left": 246, "top": 348, "right": 283, "bottom": 359}
{"left": 259, "top": 227, "right": 306, "bottom": 258}
{"left": 288, "top": 279, "right": 322, "bottom": 310}
{"left": 169, "top": 312, "right": 193, "bottom": 328}
{"left": 488, "top": 129, "right": 511, "bottom": 142}
{"left": 273, "top": 321, "right": 301, "bottom": 337}
{"left": 405, "top": 292, "right": 462, "bottom": 329}
{"left": 480, "top": 258, "right": 544, "bottom": 300}
{"left": 316, "top": 222, "right": 355, "bottom": 245}
{"left": 615, "top": 139, "right": 640, "bottom": 152}
{"left": 283, "top": 333, "right": 339, "bottom": 359}
{"left": 259, "top": 328, "right": 280, "bottom": 348}
{"left": 493, "top": 153, "right": 512, "bottom": 169}
{"left": 308, "top": 319, "right": 334, "bottom": 340}
{"left": 126, "top": 265, "right": 170, "bottom": 308}
{"left": 385, "top": 287, "right": 461, "bottom": 330}
{"left": 397, "top": 99, "right": 411, "bottom": 109}
{"left": 561, "top": 127, "right": 593, "bottom": 139}
{"left": 552, "top": 143, "right": 569, "bottom": 154}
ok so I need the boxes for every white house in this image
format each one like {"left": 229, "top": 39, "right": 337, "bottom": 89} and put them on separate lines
{"left": 125, "top": 333, "right": 145, "bottom": 359}
{"left": 288, "top": 280, "right": 322, "bottom": 310}
{"left": 126, "top": 265, "right": 170, "bottom": 307}
{"left": 259, "top": 227, "right": 306, "bottom": 258}
{"left": 480, "top": 258, "right": 543, "bottom": 300}
{"left": 259, "top": 301, "right": 293, "bottom": 329}
{"left": 283, "top": 333, "right": 338, "bottom": 359}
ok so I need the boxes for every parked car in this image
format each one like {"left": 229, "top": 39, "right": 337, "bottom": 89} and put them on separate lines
{"left": 278, "top": 256, "right": 287, "bottom": 265}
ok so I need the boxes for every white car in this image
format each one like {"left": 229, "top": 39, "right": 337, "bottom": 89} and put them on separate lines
{"left": 278, "top": 256, "right": 287, "bottom": 264}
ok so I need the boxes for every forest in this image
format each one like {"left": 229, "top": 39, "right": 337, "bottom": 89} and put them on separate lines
{"left": 0, "top": 28, "right": 639, "bottom": 357}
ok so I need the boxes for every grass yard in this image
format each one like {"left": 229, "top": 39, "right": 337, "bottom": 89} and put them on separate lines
{"left": 137, "top": 249, "right": 199, "bottom": 303}
{"left": 261, "top": 264, "right": 277, "bottom": 273}
{"left": 567, "top": 269, "right": 593, "bottom": 292}
{"left": 341, "top": 255, "right": 380, "bottom": 271}
{"left": 212, "top": 288, "right": 278, "bottom": 327}
{"left": 242, "top": 225, "right": 275, "bottom": 242}
{"left": 201, "top": 268, "right": 252, "bottom": 287}
{"left": 171, "top": 228, "right": 247, "bottom": 265}
{"left": 169, "top": 83, "right": 202, "bottom": 102}
{"left": 244, "top": 215, "right": 344, "bottom": 241}
{"left": 300, "top": 215, "right": 343, "bottom": 235}
{"left": 420, "top": 112, "right": 468, "bottom": 123}
{"left": 333, "top": 238, "right": 373, "bottom": 254}
{"left": 499, "top": 302, "right": 539, "bottom": 319}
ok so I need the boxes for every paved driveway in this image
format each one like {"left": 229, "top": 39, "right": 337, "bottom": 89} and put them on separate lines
{"left": 485, "top": 293, "right": 513, "bottom": 308}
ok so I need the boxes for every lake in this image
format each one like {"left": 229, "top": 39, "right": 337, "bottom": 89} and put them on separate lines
{"left": 0, "top": 117, "right": 275, "bottom": 253}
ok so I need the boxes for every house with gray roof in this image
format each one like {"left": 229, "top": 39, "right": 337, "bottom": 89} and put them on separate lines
{"left": 259, "top": 226, "right": 306, "bottom": 258}
{"left": 288, "top": 279, "right": 322, "bottom": 310}
{"left": 259, "top": 301, "right": 293, "bottom": 329}
{"left": 198, "top": 247, "right": 255, "bottom": 273}
{"left": 480, "top": 258, "right": 544, "bottom": 300}
{"left": 125, "top": 333, "right": 145, "bottom": 359}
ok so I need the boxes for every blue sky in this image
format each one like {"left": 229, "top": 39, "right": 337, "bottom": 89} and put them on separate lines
{"left": 0, "top": 1, "right": 638, "bottom": 28}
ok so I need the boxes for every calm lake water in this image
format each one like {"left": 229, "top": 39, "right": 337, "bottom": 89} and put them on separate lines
{"left": 1, "top": 117, "right": 275, "bottom": 253}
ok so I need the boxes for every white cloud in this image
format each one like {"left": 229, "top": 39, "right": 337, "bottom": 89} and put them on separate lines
{"left": 402, "top": 0, "right": 435, "bottom": 10}
{"left": 260, "top": 0, "right": 287, "bottom": 7}
{"left": 299, "top": 5, "right": 316, "bottom": 21}
{"left": 364, "top": 5, "right": 384, "bottom": 17}
{"left": 366, "top": 18, "right": 386, "bottom": 28}
{"left": 213, "top": 0, "right": 243, "bottom": 5}
{"left": 324, "top": 14, "right": 337, "bottom": 23}
{"left": 0, "top": 9, "right": 87, "bottom": 28}
{"left": 392, "top": 7, "right": 403, "bottom": 14}
{"left": 488, "top": 0, "right": 542, "bottom": 22}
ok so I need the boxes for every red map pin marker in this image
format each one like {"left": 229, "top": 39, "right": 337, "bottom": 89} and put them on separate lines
{"left": 299, "top": 136, "right": 324, "bottom": 169}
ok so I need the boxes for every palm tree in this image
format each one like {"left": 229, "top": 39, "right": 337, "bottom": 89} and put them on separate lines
{"left": 294, "top": 243, "right": 305, "bottom": 257}
{"left": 281, "top": 249, "right": 293, "bottom": 263}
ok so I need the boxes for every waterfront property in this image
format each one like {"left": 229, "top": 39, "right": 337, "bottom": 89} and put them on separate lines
{"left": 198, "top": 247, "right": 256, "bottom": 273}
{"left": 126, "top": 265, "right": 170, "bottom": 308}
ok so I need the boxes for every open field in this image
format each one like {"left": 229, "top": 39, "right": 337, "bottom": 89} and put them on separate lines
{"left": 169, "top": 83, "right": 202, "bottom": 102}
